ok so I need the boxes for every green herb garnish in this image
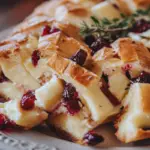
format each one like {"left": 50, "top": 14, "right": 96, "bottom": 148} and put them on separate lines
{"left": 80, "top": 7, "right": 150, "bottom": 42}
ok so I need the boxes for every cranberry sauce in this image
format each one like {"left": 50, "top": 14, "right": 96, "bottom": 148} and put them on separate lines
{"left": 84, "top": 35, "right": 111, "bottom": 55}
{"left": 20, "top": 91, "right": 36, "bottom": 110}
{"left": 32, "top": 50, "right": 40, "bottom": 67}
{"left": 83, "top": 131, "right": 104, "bottom": 145}
{"left": 131, "top": 71, "right": 150, "bottom": 84}
{"left": 0, "top": 72, "right": 9, "bottom": 83}
{"left": 41, "top": 25, "right": 60, "bottom": 36}
{"left": 62, "top": 83, "right": 81, "bottom": 115}
{"left": 70, "top": 49, "right": 87, "bottom": 66}
{"left": 131, "top": 19, "right": 150, "bottom": 33}
{"left": 101, "top": 74, "right": 120, "bottom": 106}
{"left": 0, "top": 114, "right": 15, "bottom": 130}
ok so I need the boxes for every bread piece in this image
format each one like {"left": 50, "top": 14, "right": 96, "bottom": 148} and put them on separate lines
{"left": 0, "top": 82, "right": 24, "bottom": 100}
{"left": 111, "top": 0, "right": 150, "bottom": 14}
{"left": 93, "top": 47, "right": 115, "bottom": 61}
{"left": 129, "top": 30, "right": 150, "bottom": 49}
{"left": 48, "top": 53, "right": 115, "bottom": 123}
{"left": 38, "top": 31, "right": 91, "bottom": 59}
{"left": 48, "top": 111, "right": 92, "bottom": 144}
{"left": 116, "top": 83, "right": 150, "bottom": 143}
{"left": 91, "top": 1, "right": 121, "bottom": 19}
{"left": 112, "top": 38, "right": 150, "bottom": 74}
{"left": 35, "top": 76, "right": 64, "bottom": 112}
{"left": 1, "top": 99, "right": 48, "bottom": 129}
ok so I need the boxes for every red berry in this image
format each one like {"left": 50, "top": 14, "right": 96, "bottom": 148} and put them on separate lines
{"left": 62, "top": 83, "right": 81, "bottom": 115}
{"left": 0, "top": 95, "right": 7, "bottom": 103}
{"left": 0, "top": 114, "right": 15, "bottom": 130}
{"left": 70, "top": 49, "right": 87, "bottom": 66}
{"left": 131, "top": 71, "right": 150, "bottom": 84}
{"left": 90, "top": 38, "right": 111, "bottom": 55}
{"left": 41, "top": 25, "right": 60, "bottom": 36}
{"left": 131, "top": 19, "right": 150, "bottom": 33}
{"left": 32, "top": 50, "right": 40, "bottom": 67}
{"left": 83, "top": 131, "right": 104, "bottom": 145}
{"left": 41, "top": 25, "right": 51, "bottom": 36}
{"left": 21, "top": 91, "right": 36, "bottom": 110}
{"left": 0, "top": 72, "right": 9, "bottom": 83}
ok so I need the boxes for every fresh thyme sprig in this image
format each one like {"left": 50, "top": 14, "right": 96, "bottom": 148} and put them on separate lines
{"left": 80, "top": 7, "right": 150, "bottom": 42}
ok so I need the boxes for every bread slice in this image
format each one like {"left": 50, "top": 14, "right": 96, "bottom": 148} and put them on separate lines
{"left": 111, "top": 0, "right": 150, "bottom": 14}
{"left": 0, "top": 99, "right": 48, "bottom": 129}
{"left": 112, "top": 38, "right": 150, "bottom": 77}
{"left": 116, "top": 83, "right": 150, "bottom": 143}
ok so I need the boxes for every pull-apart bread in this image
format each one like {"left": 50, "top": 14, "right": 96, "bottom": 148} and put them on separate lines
{"left": 0, "top": 0, "right": 150, "bottom": 146}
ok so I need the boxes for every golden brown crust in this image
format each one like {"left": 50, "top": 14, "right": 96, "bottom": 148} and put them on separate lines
{"left": 0, "top": 41, "right": 20, "bottom": 58}
{"left": 65, "top": 62, "right": 97, "bottom": 86}
{"left": 39, "top": 31, "right": 91, "bottom": 59}
{"left": 48, "top": 53, "right": 69, "bottom": 75}
{"left": 112, "top": 38, "right": 150, "bottom": 71}
{"left": 53, "top": 22, "right": 81, "bottom": 40}
{"left": 133, "top": 0, "right": 150, "bottom": 7}
{"left": 13, "top": 15, "right": 54, "bottom": 35}
{"left": 48, "top": 53, "right": 97, "bottom": 86}
{"left": 93, "top": 47, "right": 115, "bottom": 61}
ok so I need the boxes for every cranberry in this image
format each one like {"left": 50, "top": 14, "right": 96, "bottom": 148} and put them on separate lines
{"left": 131, "top": 71, "right": 150, "bottom": 84}
{"left": 62, "top": 98, "right": 81, "bottom": 115}
{"left": 50, "top": 28, "right": 60, "bottom": 34}
{"left": 0, "top": 72, "right": 9, "bottom": 83}
{"left": 131, "top": 19, "right": 150, "bottom": 33}
{"left": 84, "top": 35, "right": 96, "bottom": 46}
{"left": 122, "top": 64, "right": 132, "bottom": 72}
{"left": 0, "top": 96, "right": 7, "bottom": 103}
{"left": 21, "top": 91, "right": 36, "bottom": 110}
{"left": 70, "top": 49, "right": 87, "bottom": 66}
{"left": 41, "top": 25, "right": 51, "bottom": 36}
{"left": 90, "top": 38, "right": 111, "bottom": 55}
{"left": 83, "top": 132, "right": 104, "bottom": 145}
{"left": 41, "top": 25, "right": 60, "bottom": 36}
{"left": 0, "top": 114, "right": 15, "bottom": 130}
{"left": 112, "top": 4, "right": 119, "bottom": 10}
{"left": 62, "top": 83, "right": 81, "bottom": 115}
{"left": 101, "top": 76, "right": 120, "bottom": 106}
{"left": 32, "top": 50, "right": 40, "bottom": 67}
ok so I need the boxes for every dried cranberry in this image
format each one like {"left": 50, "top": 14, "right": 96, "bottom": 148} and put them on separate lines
{"left": 131, "top": 19, "right": 150, "bottom": 33}
{"left": 41, "top": 25, "right": 60, "bottom": 36}
{"left": 32, "top": 50, "right": 40, "bottom": 67}
{"left": 0, "top": 72, "right": 9, "bottom": 83}
{"left": 70, "top": 49, "right": 87, "bottom": 66}
{"left": 90, "top": 38, "right": 111, "bottom": 55}
{"left": 41, "top": 25, "right": 51, "bottom": 36}
{"left": 62, "top": 98, "right": 81, "bottom": 115}
{"left": 122, "top": 64, "right": 132, "bottom": 72}
{"left": 83, "top": 132, "right": 104, "bottom": 145}
{"left": 0, "top": 114, "right": 15, "bottom": 130}
{"left": 0, "top": 96, "right": 7, "bottom": 103}
{"left": 112, "top": 4, "right": 119, "bottom": 10}
{"left": 101, "top": 76, "right": 120, "bottom": 106}
{"left": 84, "top": 35, "right": 96, "bottom": 46}
{"left": 21, "top": 91, "right": 36, "bottom": 110}
{"left": 50, "top": 28, "right": 60, "bottom": 34}
{"left": 62, "top": 83, "right": 81, "bottom": 115}
{"left": 131, "top": 71, "right": 150, "bottom": 84}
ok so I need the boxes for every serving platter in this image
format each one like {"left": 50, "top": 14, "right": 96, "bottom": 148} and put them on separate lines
{"left": 0, "top": 27, "right": 149, "bottom": 150}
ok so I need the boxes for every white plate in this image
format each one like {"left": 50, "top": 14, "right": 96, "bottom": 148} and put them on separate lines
{"left": 0, "top": 28, "right": 149, "bottom": 150}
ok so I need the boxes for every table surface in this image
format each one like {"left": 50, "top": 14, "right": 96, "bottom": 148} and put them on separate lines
{"left": 0, "top": 0, "right": 45, "bottom": 32}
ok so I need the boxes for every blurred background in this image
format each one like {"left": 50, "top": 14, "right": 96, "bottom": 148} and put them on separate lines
{"left": 0, "top": 0, "right": 47, "bottom": 31}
